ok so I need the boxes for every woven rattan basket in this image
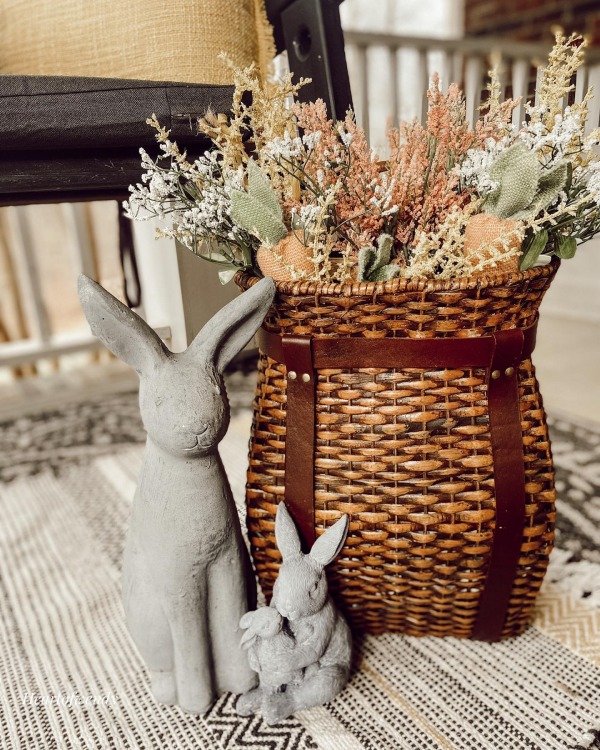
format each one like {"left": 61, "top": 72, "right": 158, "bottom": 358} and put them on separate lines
{"left": 237, "top": 260, "right": 558, "bottom": 641}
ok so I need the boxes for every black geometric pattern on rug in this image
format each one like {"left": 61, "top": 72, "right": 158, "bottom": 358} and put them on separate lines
{"left": 205, "top": 693, "right": 317, "bottom": 750}
{"left": 550, "top": 416, "right": 600, "bottom": 564}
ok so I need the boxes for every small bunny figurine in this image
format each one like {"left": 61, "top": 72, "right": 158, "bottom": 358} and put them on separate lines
{"left": 78, "top": 274, "right": 275, "bottom": 714}
{"left": 239, "top": 607, "right": 304, "bottom": 693}
{"left": 237, "top": 503, "right": 352, "bottom": 725}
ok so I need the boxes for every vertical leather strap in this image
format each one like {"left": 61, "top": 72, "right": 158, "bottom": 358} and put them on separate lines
{"left": 471, "top": 328, "right": 527, "bottom": 641}
{"left": 281, "top": 336, "right": 316, "bottom": 550}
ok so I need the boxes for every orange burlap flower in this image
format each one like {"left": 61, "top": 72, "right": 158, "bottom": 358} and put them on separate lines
{"left": 463, "top": 214, "right": 522, "bottom": 276}
{"left": 256, "top": 231, "right": 313, "bottom": 281}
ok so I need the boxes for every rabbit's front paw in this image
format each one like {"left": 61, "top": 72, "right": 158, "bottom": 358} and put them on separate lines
{"left": 237, "top": 687, "right": 263, "bottom": 716}
{"left": 149, "top": 670, "right": 176, "bottom": 705}
{"left": 291, "top": 669, "right": 305, "bottom": 686}
{"left": 261, "top": 692, "right": 295, "bottom": 725}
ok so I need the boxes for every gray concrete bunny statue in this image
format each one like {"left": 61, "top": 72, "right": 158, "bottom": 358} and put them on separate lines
{"left": 78, "top": 274, "right": 275, "bottom": 714}
{"left": 237, "top": 503, "right": 352, "bottom": 724}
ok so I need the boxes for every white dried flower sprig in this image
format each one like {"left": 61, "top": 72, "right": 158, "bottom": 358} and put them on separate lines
{"left": 519, "top": 106, "right": 586, "bottom": 167}
{"left": 458, "top": 135, "right": 513, "bottom": 195}
{"left": 124, "top": 119, "right": 257, "bottom": 277}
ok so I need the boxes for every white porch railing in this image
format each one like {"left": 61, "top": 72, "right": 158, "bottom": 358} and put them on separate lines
{"left": 0, "top": 204, "right": 174, "bottom": 376}
{"left": 343, "top": 31, "right": 600, "bottom": 147}
{"left": 2, "top": 33, "right": 600, "bottom": 374}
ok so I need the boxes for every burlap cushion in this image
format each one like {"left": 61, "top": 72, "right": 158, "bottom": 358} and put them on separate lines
{"left": 0, "top": 0, "right": 273, "bottom": 83}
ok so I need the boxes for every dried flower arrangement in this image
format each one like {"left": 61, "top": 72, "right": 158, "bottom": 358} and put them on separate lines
{"left": 125, "top": 34, "right": 600, "bottom": 285}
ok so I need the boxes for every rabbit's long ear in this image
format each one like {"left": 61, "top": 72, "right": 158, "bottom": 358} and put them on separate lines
{"left": 188, "top": 277, "right": 275, "bottom": 373}
{"left": 78, "top": 275, "right": 167, "bottom": 375}
{"left": 275, "top": 503, "right": 302, "bottom": 560}
{"left": 309, "top": 516, "right": 349, "bottom": 568}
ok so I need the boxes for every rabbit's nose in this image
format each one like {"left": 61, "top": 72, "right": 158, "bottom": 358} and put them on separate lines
{"left": 185, "top": 423, "right": 208, "bottom": 438}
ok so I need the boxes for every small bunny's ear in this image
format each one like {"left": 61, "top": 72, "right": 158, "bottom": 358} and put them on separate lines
{"left": 239, "top": 612, "right": 254, "bottom": 630}
{"left": 188, "top": 277, "right": 275, "bottom": 373}
{"left": 78, "top": 275, "right": 167, "bottom": 375}
{"left": 275, "top": 503, "right": 302, "bottom": 560}
{"left": 309, "top": 516, "right": 349, "bottom": 568}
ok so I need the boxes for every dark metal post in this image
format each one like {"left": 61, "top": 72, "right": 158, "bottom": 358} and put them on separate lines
{"left": 265, "top": 0, "right": 353, "bottom": 119}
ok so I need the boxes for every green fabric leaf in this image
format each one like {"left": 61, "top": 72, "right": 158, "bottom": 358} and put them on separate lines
{"left": 486, "top": 143, "right": 540, "bottom": 219}
{"left": 246, "top": 159, "right": 283, "bottom": 221}
{"left": 519, "top": 229, "right": 548, "bottom": 270}
{"left": 556, "top": 235, "right": 577, "bottom": 259}
{"left": 373, "top": 233, "right": 393, "bottom": 267}
{"left": 530, "top": 161, "right": 569, "bottom": 215}
{"left": 357, "top": 234, "right": 397, "bottom": 281}
{"left": 369, "top": 263, "right": 402, "bottom": 282}
{"left": 357, "top": 246, "right": 376, "bottom": 281}
{"left": 485, "top": 143, "right": 568, "bottom": 222}
{"left": 230, "top": 190, "right": 287, "bottom": 245}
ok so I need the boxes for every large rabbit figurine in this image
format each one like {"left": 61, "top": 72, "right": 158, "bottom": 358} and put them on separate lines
{"left": 78, "top": 274, "right": 275, "bottom": 714}
{"left": 237, "top": 503, "right": 352, "bottom": 724}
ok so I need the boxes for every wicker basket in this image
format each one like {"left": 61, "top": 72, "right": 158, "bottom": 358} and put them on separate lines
{"left": 236, "top": 260, "right": 558, "bottom": 641}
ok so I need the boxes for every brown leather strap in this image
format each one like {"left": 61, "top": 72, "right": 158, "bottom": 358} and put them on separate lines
{"left": 470, "top": 328, "right": 527, "bottom": 641}
{"left": 257, "top": 325, "right": 537, "bottom": 370}
{"left": 281, "top": 336, "right": 316, "bottom": 550}
{"left": 257, "top": 321, "right": 538, "bottom": 640}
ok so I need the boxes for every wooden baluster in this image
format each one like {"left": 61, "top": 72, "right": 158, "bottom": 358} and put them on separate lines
{"left": 365, "top": 43, "right": 393, "bottom": 148}
{"left": 5, "top": 207, "right": 53, "bottom": 373}
{"left": 465, "top": 56, "right": 484, "bottom": 128}
{"left": 354, "top": 44, "right": 369, "bottom": 140}
{"left": 0, "top": 211, "right": 36, "bottom": 378}
{"left": 439, "top": 50, "right": 452, "bottom": 92}
{"left": 511, "top": 58, "right": 529, "bottom": 129}
{"left": 574, "top": 65, "right": 588, "bottom": 105}
{"left": 493, "top": 52, "right": 508, "bottom": 100}
{"left": 62, "top": 202, "right": 103, "bottom": 363}
{"left": 416, "top": 47, "right": 429, "bottom": 126}
{"left": 585, "top": 65, "right": 600, "bottom": 136}
{"left": 389, "top": 45, "right": 400, "bottom": 127}
{"left": 452, "top": 50, "right": 464, "bottom": 87}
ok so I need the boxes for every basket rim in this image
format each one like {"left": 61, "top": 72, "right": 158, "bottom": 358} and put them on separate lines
{"left": 236, "top": 257, "right": 559, "bottom": 297}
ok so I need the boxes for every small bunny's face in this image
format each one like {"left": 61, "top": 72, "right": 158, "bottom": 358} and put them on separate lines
{"left": 272, "top": 503, "right": 349, "bottom": 622}
{"left": 272, "top": 556, "right": 328, "bottom": 621}
{"left": 139, "top": 360, "right": 228, "bottom": 457}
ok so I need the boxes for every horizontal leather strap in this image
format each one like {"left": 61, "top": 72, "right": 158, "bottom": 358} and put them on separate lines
{"left": 257, "top": 320, "right": 538, "bottom": 642}
{"left": 257, "top": 323, "right": 537, "bottom": 370}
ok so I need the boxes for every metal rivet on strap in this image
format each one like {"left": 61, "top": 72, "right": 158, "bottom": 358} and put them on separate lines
{"left": 301, "top": 373, "right": 311, "bottom": 383}
{"left": 288, "top": 370, "right": 297, "bottom": 380}
{"left": 491, "top": 369, "right": 502, "bottom": 380}
{"left": 504, "top": 367, "right": 515, "bottom": 377}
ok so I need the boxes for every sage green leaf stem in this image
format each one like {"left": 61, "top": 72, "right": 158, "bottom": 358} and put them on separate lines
{"left": 357, "top": 234, "right": 401, "bottom": 281}
{"left": 230, "top": 160, "right": 288, "bottom": 246}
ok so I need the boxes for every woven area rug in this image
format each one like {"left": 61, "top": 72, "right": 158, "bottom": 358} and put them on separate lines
{"left": 1, "top": 373, "right": 599, "bottom": 750}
